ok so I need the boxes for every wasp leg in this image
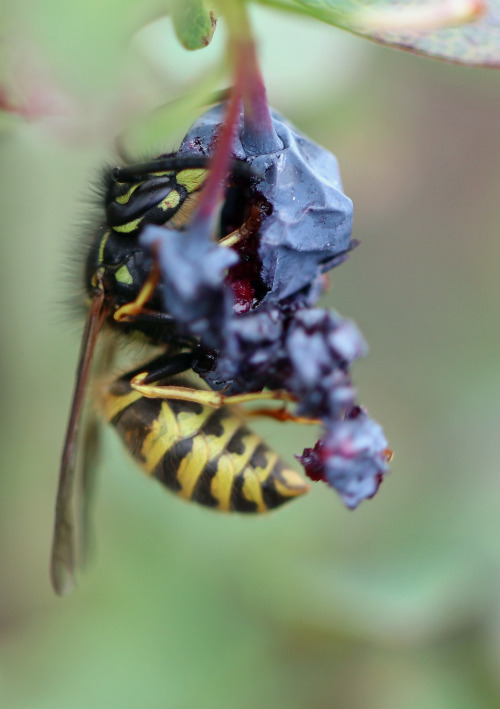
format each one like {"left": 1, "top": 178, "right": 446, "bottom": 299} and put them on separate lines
{"left": 244, "top": 407, "right": 321, "bottom": 425}
{"left": 131, "top": 371, "right": 297, "bottom": 410}
{"left": 124, "top": 351, "right": 196, "bottom": 384}
{"left": 113, "top": 259, "right": 160, "bottom": 323}
{"left": 218, "top": 228, "right": 244, "bottom": 248}
{"left": 219, "top": 201, "right": 265, "bottom": 249}
{"left": 119, "top": 310, "right": 174, "bottom": 326}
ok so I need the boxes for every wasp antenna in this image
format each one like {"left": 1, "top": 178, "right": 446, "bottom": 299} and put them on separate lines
{"left": 112, "top": 157, "right": 209, "bottom": 183}
{"left": 112, "top": 156, "right": 262, "bottom": 184}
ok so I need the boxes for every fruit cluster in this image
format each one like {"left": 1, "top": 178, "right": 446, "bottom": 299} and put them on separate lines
{"left": 141, "top": 104, "right": 389, "bottom": 509}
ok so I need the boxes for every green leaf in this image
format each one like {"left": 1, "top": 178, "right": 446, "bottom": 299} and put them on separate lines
{"left": 255, "top": 0, "right": 500, "bottom": 67}
{"left": 117, "top": 63, "right": 225, "bottom": 157}
{"left": 171, "top": 0, "right": 217, "bottom": 50}
{"left": 353, "top": 0, "right": 500, "bottom": 67}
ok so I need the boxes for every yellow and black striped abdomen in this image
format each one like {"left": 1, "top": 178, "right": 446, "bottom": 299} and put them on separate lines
{"left": 102, "top": 377, "right": 310, "bottom": 512}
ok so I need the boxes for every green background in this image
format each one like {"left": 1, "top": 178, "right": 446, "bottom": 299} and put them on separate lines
{"left": 1, "top": 4, "right": 500, "bottom": 708}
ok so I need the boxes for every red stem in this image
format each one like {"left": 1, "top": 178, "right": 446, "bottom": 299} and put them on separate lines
{"left": 192, "top": 15, "right": 280, "bottom": 229}
{"left": 192, "top": 56, "right": 244, "bottom": 228}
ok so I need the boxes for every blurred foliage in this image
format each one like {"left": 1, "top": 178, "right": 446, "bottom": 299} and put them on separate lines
{"left": 171, "top": 0, "right": 216, "bottom": 50}
{"left": 350, "top": 0, "right": 500, "bottom": 67}
{"left": 255, "top": 0, "right": 500, "bottom": 66}
{"left": 1, "top": 2, "right": 500, "bottom": 709}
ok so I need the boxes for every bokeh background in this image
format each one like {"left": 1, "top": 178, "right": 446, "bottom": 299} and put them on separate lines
{"left": 1, "top": 3, "right": 500, "bottom": 708}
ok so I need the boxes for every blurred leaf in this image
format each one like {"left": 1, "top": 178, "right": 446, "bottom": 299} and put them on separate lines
{"left": 117, "top": 63, "right": 225, "bottom": 157}
{"left": 171, "top": 0, "right": 217, "bottom": 49}
{"left": 352, "top": 0, "right": 500, "bottom": 67}
{"left": 254, "top": 0, "right": 346, "bottom": 24}
{"left": 255, "top": 0, "right": 500, "bottom": 67}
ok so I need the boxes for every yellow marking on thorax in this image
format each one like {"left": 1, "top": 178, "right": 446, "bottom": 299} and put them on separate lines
{"left": 167, "top": 192, "right": 201, "bottom": 229}
{"left": 115, "top": 264, "right": 134, "bottom": 284}
{"left": 158, "top": 190, "right": 180, "bottom": 212}
{"left": 113, "top": 216, "right": 143, "bottom": 233}
{"left": 175, "top": 168, "right": 207, "bottom": 194}
{"left": 115, "top": 182, "right": 143, "bottom": 204}
{"left": 102, "top": 388, "right": 143, "bottom": 422}
{"left": 176, "top": 436, "right": 210, "bottom": 500}
{"left": 210, "top": 455, "right": 237, "bottom": 511}
{"left": 274, "top": 470, "right": 310, "bottom": 498}
{"left": 241, "top": 471, "right": 267, "bottom": 513}
{"left": 141, "top": 402, "right": 182, "bottom": 475}
{"left": 98, "top": 230, "right": 110, "bottom": 264}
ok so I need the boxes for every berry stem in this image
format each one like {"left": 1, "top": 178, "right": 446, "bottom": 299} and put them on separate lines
{"left": 191, "top": 70, "right": 242, "bottom": 228}
{"left": 224, "top": 1, "right": 281, "bottom": 154}
{"left": 192, "top": 0, "right": 280, "bottom": 231}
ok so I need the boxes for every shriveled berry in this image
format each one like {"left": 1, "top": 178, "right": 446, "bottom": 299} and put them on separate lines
{"left": 177, "top": 104, "right": 354, "bottom": 305}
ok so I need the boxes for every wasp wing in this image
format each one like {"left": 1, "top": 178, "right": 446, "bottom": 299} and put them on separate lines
{"left": 50, "top": 290, "right": 105, "bottom": 595}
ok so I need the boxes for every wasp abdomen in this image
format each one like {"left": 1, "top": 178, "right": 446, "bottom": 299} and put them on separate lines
{"left": 102, "top": 377, "right": 309, "bottom": 513}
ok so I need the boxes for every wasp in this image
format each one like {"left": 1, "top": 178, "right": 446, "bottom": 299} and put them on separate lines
{"left": 50, "top": 153, "right": 310, "bottom": 595}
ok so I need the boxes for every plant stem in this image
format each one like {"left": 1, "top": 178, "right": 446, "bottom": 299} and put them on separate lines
{"left": 223, "top": 0, "right": 281, "bottom": 154}
{"left": 193, "top": 0, "right": 281, "bottom": 231}
{"left": 192, "top": 70, "right": 242, "bottom": 226}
